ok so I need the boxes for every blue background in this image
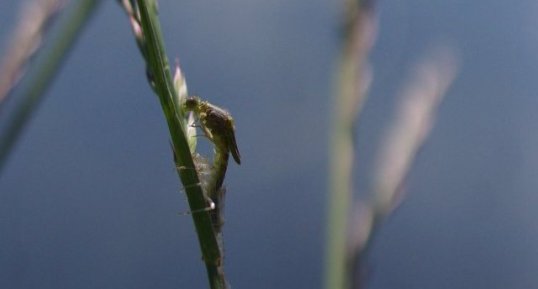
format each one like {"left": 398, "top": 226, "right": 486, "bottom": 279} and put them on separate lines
{"left": 1, "top": 0, "right": 538, "bottom": 288}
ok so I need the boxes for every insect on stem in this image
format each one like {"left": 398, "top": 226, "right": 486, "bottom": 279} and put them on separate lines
{"left": 184, "top": 96, "right": 241, "bottom": 166}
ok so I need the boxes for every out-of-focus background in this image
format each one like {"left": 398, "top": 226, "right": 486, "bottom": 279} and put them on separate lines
{"left": 1, "top": 1, "right": 537, "bottom": 288}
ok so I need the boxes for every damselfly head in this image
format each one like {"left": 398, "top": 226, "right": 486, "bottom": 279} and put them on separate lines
{"left": 184, "top": 96, "right": 201, "bottom": 111}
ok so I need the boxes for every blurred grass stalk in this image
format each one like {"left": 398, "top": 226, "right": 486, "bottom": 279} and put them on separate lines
{"left": 325, "top": 0, "right": 459, "bottom": 288}
{"left": 347, "top": 49, "right": 459, "bottom": 289}
{"left": 0, "top": 0, "right": 101, "bottom": 171}
{"left": 122, "top": 1, "right": 228, "bottom": 288}
{"left": 370, "top": 49, "right": 458, "bottom": 218}
{"left": 325, "top": 1, "right": 376, "bottom": 289}
{"left": 0, "top": 0, "right": 65, "bottom": 106}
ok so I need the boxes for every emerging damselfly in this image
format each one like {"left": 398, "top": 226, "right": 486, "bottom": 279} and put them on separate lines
{"left": 184, "top": 96, "right": 240, "bottom": 190}
{"left": 181, "top": 96, "right": 241, "bottom": 236}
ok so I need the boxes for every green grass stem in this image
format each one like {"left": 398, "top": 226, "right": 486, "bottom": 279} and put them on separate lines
{"left": 325, "top": 1, "right": 373, "bottom": 289}
{"left": 134, "top": 1, "right": 227, "bottom": 288}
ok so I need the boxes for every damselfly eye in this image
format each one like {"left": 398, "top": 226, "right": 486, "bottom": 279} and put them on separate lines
{"left": 184, "top": 96, "right": 200, "bottom": 111}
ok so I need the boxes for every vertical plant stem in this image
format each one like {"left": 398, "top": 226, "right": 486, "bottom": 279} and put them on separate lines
{"left": 0, "top": 0, "right": 101, "bottom": 172}
{"left": 134, "top": 1, "right": 227, "bottom": 288}
{"left": 325, "top": 1, "right": 374, "bottom": 289}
